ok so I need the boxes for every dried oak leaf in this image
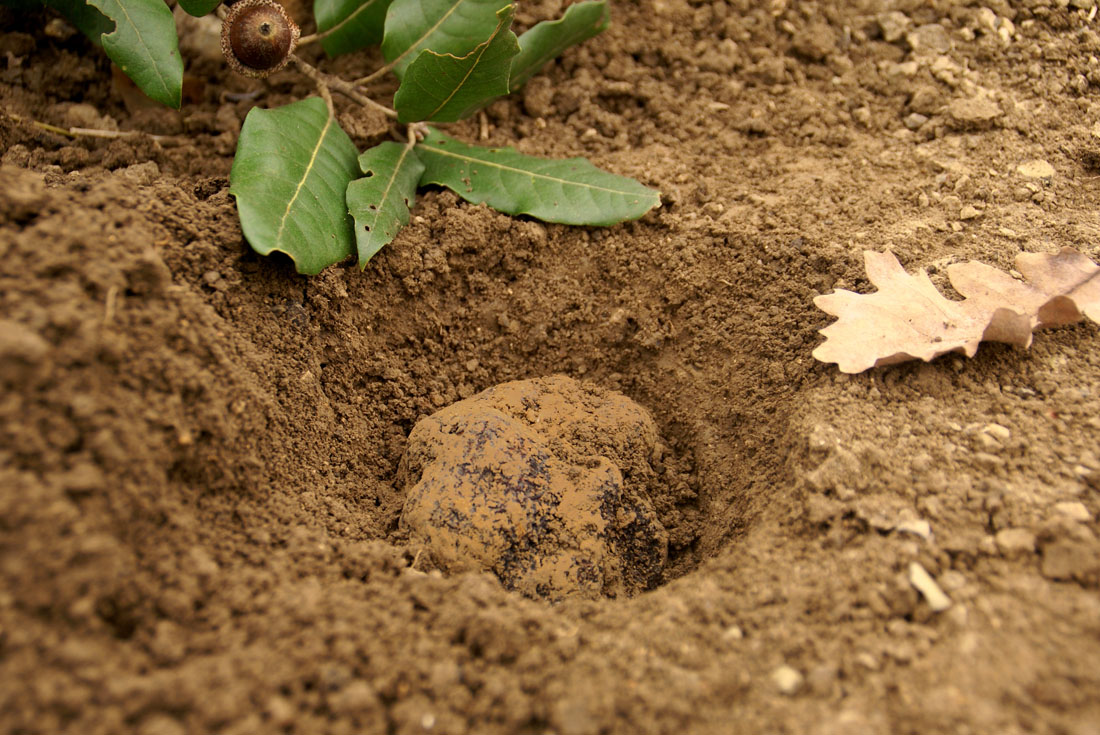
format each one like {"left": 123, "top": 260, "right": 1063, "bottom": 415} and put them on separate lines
{"left": 1016, "top": 249, "right": 1100, "bottom": 325}
{"left": 813, "top": 248, "right": 1100, "bottom": 373}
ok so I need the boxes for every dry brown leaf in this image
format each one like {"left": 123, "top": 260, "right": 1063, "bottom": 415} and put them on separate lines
{"left": 947, "top": 248, "right": 1100, "bottom": 329}
{"left": 1016, "top": 248, "right": 1100, "bottom": 326}
{"left": 813, "top": 248, "right": 1100, "bottom": 373}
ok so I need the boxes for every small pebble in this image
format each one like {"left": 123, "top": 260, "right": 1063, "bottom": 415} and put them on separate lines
{"left": 974, "top": 433, "right": 1002, "bottom": 453}
{"left": 946, "top": 98, "right": 1003, "bottom": 128}
{"left": 1041, "top": 540, "right": 1094, "bottom": 581}
{"left": 855, "top": 651, "right": 880, "bottom": 670}
{"left": 896, "top": 518, "right": 932, "bottom": 540}
{"left": 878, "top": 11, "right": 911, "bottom": 42}
{"left": 975, "top": 7, "right": 998, "bottom": 33}
{"left": 1053, "top": 501, "right": 1092, "bottom": 523}
{"left": 119, "top": 161, "right": 161, "bottom": 187}
{"left": 995, "top": 528, "right": 1036, "bottom": 556}
{"left": 906, "top": 24, "right": 953, "bottom": 55}
{"left": 1016, "top": 159, "right": 1055, "bottom": 179}
{"left": 909, "top": 561, "right": 951, "bottom": 612}
{"left": 904, "top": 112, "right": 929, "bottom": 130}
{"left": 771, "top": 665, "right": 804, "bottom": 695}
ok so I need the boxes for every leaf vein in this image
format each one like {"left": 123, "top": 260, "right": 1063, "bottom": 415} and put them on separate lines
{"left": 321, "top": 0, "right": 385, "bottom": 38}
{"left": 391, "top": 0, "right": 468, "bottom": 71}
{"left": 419, "top": 143, "right": 643, "bottom": 195}
{"left": 371, "top": 146, "right": 414, "bottom": 229}
{"left": 424, "top": 38, "right": 494, "bottom": 119}
{"left": 275, "top": 114, "right": 334, "bottom": 247}
{"left": 104, "top": 0, "right": 170, "bottom": 96}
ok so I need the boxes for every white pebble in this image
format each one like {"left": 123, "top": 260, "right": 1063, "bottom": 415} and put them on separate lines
{"left": 1016, "top": 159, "right": 1055, "bottom": 179}
{"left": 909, "top": 562, "right": 951, "bottom": 612}
{"left": 771, "top": 665, "right": 804, "bottom": 695}
{"left": 1053, "top": 501, "right": 1092, "bottom": 523}
{"left": 896, "top": 518, "right": 932, "bottom": 540}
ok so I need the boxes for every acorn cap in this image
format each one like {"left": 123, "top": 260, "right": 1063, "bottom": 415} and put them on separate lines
{"left": 221, "top": 0, "right": 300, "bottom": 78}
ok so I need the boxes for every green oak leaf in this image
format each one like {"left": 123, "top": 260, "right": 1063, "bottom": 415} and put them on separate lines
{"left": 177, "top": 0, "right": 220, "bottom": 17}
{"left": 380, "top": 0, "right": 510, "bottom": 79}
{"left": 510, "top": 0, "right": 609, "bottom": 91}
{"left": 393, "top": 4, "right": 518, "bottom": 123}
{"left": 36, "top": 0, "right": 183, "bottom": 107}
{"left": 315, "top": 0, "right": 394, "bottom": 57}
{"left": 415, "top": 128, "right": 660, "bottom": 226}
{"left": 346, "top": 142, "right": 425, "bottom": 267}
{"left": 229, "top": 98, "right": 361, "bottom": 275}
{"left": 88, "top": 0, "right": 183, "bottom": 108}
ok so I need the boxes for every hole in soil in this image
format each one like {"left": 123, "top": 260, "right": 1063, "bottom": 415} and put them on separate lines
{"left": 338, "top": 216, "right": 812, "bottom": 604}
{"left": 167, "top": 202, "right": 803, "bottom": 607}
{"left": 392, "top": 350, "right": 799, "bottom": 603}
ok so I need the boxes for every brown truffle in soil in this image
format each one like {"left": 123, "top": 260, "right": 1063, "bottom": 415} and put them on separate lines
{"left": 399, "top": 375, "right": 669, "bottom": 601}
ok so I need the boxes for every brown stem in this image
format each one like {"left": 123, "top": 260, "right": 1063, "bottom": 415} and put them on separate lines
{"left": 352, "top": 60, "right": 395, "bottom": 87}
{"left": 290, "top": 55, "right": 398, "bottom": 119}
{"left": 406, "top": 122, "right": 429, "bottom": 144}
{"left": 289, "top": 55, "right": 335, "bottom": 115}
{"left": 4, "top": 112, "right": 178, "bottom": 143}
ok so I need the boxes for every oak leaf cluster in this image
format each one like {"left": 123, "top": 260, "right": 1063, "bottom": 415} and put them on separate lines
{"left": 813, "top": 248, "right": 1100, "bottom": 373}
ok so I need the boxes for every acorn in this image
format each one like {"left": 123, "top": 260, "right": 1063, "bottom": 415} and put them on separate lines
{"left": 221, "top": 0, "right": 300, "bottom": 78}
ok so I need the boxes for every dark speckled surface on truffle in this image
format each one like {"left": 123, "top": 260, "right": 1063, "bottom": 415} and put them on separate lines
{"left": 399, "top": 375, "right": 668, "bottom": 600}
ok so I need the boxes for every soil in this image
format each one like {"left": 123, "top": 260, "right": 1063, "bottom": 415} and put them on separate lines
{"left": 2, "top": 0, "right": 1100, "bottom": 733}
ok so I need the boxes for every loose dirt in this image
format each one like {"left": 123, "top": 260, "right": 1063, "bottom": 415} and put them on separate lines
{"left": 2, "top": 0, "right": 1099, "bottom": 733}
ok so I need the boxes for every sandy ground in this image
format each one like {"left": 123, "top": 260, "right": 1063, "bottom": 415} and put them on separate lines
{"left": 2, "top": 0, "right": 1099, "bottom": 732}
